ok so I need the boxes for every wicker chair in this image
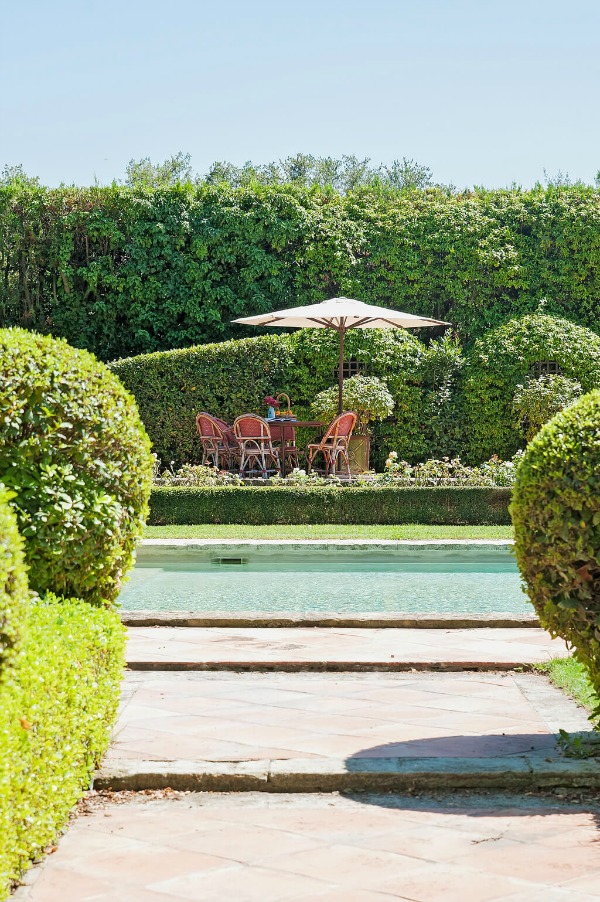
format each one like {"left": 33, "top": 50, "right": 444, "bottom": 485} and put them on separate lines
{"left": 233, "top": 414, "right": 281, "bottom": 478}
{"left": 306, "top": 411, "right": 357, "bottom": 477}
{"left": 269, "top": 422, "right": 300, "bottom": 474}
{"left": 195, "top": 413, "right": 239, "bottom": 470}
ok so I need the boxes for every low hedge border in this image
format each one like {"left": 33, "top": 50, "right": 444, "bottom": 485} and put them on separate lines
{"left": 149, "top": 485, "right": 512, "bottom": 526}
{"left": 0, "top": 596, "right": 125, "bottom": 897}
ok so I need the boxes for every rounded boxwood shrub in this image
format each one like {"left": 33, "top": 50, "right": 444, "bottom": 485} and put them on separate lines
{"left": 464, "top": 314, "right": 600, "bottom": 462}
{"left": 0, "top": 328, "right": 153, "bottom": 606}
{"left": 511, "top": 390, "right": 600, "bottom": 705}
{"left": 0, "top": 487, "right": 28, "bottom": 675}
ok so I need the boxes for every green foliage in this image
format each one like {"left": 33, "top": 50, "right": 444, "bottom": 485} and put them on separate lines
{"left": 311, "top": 375, "right": 395, "bottom": 434}
{"left": 0, "top": 328, "right": 153, "bottom": 606}
{"left": 0, "top": 489, "right": 28, "bottom": 676}
{"left": 511, "top": 391, "right": 600, "bottom": 711}
{"left": 150, "top": 485, "right": 511, "bottom": 526}
{"left": 0, "top": 595, "right": 125, "bottom": 896}
{"left": 464, "top": 314, "right": 600, "bottom": 461}
{"left": 512, "top": 373, "right": 582, "bottom": 441}
{"left": 3, "top": 182, "right": 600, "bottom": 360}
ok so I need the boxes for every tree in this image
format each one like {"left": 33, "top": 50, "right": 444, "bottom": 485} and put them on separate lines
{"left": 125, "top": 152, "right": 194, "bottom": 188}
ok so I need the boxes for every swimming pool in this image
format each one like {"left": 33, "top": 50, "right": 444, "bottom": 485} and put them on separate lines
{"left": 118, "top": 541, "right": 530, "bottom": 615}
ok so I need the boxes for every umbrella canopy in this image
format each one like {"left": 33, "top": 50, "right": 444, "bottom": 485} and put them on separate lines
{"left": 234, "top": 297, "right": 450, "bottom": 414}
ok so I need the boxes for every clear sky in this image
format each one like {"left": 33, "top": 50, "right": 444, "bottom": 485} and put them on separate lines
{"left": 1, "top": 0, "right": 598, "bottom": 189}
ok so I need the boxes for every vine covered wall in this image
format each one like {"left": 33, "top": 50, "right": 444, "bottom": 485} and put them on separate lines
{"left": 2, "top": 182, "right": 600, "bottom": 360}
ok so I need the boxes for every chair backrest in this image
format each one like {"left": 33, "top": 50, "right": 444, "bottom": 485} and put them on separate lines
{"left": 234, "top": 414, "right": 272, "bottom": 442}
{"left": 212, "top": 416, "right": 237, "bottom": 447}
{"left": 321, "top": 411, "right": 357, "bottom": 444}
{"left": 196, "top": 412, "right": 226, "bottom": 442}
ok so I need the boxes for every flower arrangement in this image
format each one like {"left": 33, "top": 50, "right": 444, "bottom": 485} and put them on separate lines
{"left": 264, "top": 395, "right": 279, "bottom": 408}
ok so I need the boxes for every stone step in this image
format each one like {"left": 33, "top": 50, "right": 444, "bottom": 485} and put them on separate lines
{"left": 98, "top": 671, "right": 592, "bottom": 792}
{"left": 125, "top": 626, "right": 566, "bottom": 671}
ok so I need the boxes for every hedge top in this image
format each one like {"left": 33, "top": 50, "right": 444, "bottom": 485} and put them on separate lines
{"left": 0, "top": 328, "right": 153, "bottom": 606}
{"left": 511, "top": 389, "right": 600, "bottom": 701}
{"left": 0, "top": 486, "right": 28, "bottom": 676}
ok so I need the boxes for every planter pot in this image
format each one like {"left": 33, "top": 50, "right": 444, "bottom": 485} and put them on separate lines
{"left": 344, "top": 435, "right": 370, "bottom": 474}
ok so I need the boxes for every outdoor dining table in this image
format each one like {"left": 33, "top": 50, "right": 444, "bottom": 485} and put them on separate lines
{"left": 267, "top": 419, "right": 324, "bottom": 474}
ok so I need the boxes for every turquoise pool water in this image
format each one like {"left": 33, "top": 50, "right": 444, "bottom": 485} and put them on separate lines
{"left": 119, "top": 548, "right": 529, "bottom": 614}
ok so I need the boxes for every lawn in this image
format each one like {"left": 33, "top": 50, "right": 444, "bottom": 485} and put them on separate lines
{"left": 143, "top": 524, "right": 514, "bottom": 540}
{"left": 536, "top": 657, "right": 599, "bottom": 716}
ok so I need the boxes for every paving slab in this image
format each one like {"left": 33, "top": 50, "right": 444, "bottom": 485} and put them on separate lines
{"left": 125, "top": 626, "right": 567, "bottom": 671}
{"left": 94, "top": 671, "right": 596, "bottom": 791}
{"left": 16, "top": 792, "right": 600, "bottom": 901}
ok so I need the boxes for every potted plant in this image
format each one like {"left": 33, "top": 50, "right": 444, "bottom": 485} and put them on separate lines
{"left": 311, "top": 375, "right": 395, "bottom": 472}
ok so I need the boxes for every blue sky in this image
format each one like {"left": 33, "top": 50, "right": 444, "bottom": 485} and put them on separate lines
{"left": 2, "top": 0, "right": 599, "bottom": 189}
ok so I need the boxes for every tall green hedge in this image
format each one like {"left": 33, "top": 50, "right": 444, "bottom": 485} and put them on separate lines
{"left": 2, "top": 181, "right": 600, "bottom": 360}
{"left": 464, "top": 315, "right": 600, "bottom": 461}
{"left": 0, "top": 596, "right": 125, "bottom": 897}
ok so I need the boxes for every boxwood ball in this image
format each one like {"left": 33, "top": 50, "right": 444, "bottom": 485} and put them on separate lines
{"left": 0, "top": 328, "right": 153, "bottom": 606}
{"left": 511, "top": 390, "right": 600, "bottom": 698}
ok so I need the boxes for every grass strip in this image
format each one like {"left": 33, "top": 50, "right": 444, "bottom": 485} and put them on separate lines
{"left": 536, "top": 657, "right": 599, "bottom": 715}
{"left": 143, "top": 524, "right": 514, "bottom": 540}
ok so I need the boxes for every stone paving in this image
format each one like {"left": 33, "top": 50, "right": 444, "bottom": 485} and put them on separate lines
{"left": 126, "top": 626, "right": 568, "bottom": 669}
{"left": 106, "top": 671, "right": 588, "bottom": 764}
{"left": 17, "top": 793, "right": 600, "bottom": 901}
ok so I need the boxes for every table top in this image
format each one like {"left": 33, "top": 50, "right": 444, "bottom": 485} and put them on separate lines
{"left": 266, "top": 419, "right": 324, "bottom": 428}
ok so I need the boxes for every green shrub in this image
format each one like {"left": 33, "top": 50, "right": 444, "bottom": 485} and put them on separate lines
{"left": 511, "top": 390, "right": 600, "bottom": 707}
{"left": 0, "top": 328, "right": 153, "bottom": 606}
{"left": 150, "top": 485, "right": 511, "bottom": 525}
{"left": 0, "top": 489, "right": 28, "bottom": 676}
{"left": 464, "top": 314, "right": 600, "bottom": 461}
{"left": 512, "top": 373, "right": 582, "bottom": 441}
{"left": 3, "top": 182, "right": 600, "bottom": 359}
{"left": 311, "top": 375, "right": 395, "bottom": 434}
{"left": 0, "top": 595, "right": 125, "bottom": 896}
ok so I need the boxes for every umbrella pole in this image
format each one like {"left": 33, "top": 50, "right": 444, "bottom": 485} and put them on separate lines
{"left": 337, "top": 324, "right": 345, "bottom": 415}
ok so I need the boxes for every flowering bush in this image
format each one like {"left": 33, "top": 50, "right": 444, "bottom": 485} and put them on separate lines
{"left": 269, "top": 468, "right": 341, "bottom": 487}
{"left": 153, "top": 458, "right": 241, "bottom": 486}
{"left": 377, "top": 452, "right": 523, "bottom": 486}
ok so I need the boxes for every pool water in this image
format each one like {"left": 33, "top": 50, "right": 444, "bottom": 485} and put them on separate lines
{"left": 119, "top": 547, "right": 529, "bottom": 615}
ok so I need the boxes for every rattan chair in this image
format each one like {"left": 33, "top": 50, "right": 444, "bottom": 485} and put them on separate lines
{"left": 306, "top": 411, "right": 357, "bottom": 477}
{"left": 196, "top": 413, "right": 239, "bottom": 470}
{"left": 233, "top": 414, "right": 281, "bottom": 478}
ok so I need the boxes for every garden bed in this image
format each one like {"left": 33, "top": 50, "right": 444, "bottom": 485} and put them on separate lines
{"left": 149, "top": 485, "right": 512, "bottom": 526}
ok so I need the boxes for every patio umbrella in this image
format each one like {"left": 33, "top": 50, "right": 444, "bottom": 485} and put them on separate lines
{"left": 233, "top": 296, "right": 449, "bottom": 414}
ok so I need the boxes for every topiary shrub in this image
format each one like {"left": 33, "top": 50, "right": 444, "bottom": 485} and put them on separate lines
{"left": 512, "top": 373, "right": 582, "bottom": 442}
{"left": 511, "top": 390, "right": 600, "bottom": 710}
{"left": 0, "top": 328, "right": 153, "bottom": 606}
{"left": 464, "top": 314, "right": 600, "bottom": 462}
{"left": 0, "top": 488, "right": 28, "bottom": 676}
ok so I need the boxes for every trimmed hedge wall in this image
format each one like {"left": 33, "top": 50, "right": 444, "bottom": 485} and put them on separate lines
{"left": 2, "top": 182, "right": 600, "bottom": 359}
{"left": 0, "top": 597, "right": 125, "bottom": 897}
{"left": 149, "top": 485, "right": 512, "bottom": 526}
{"left": 0, "top": 487, "right": 28, "bottom": 675}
